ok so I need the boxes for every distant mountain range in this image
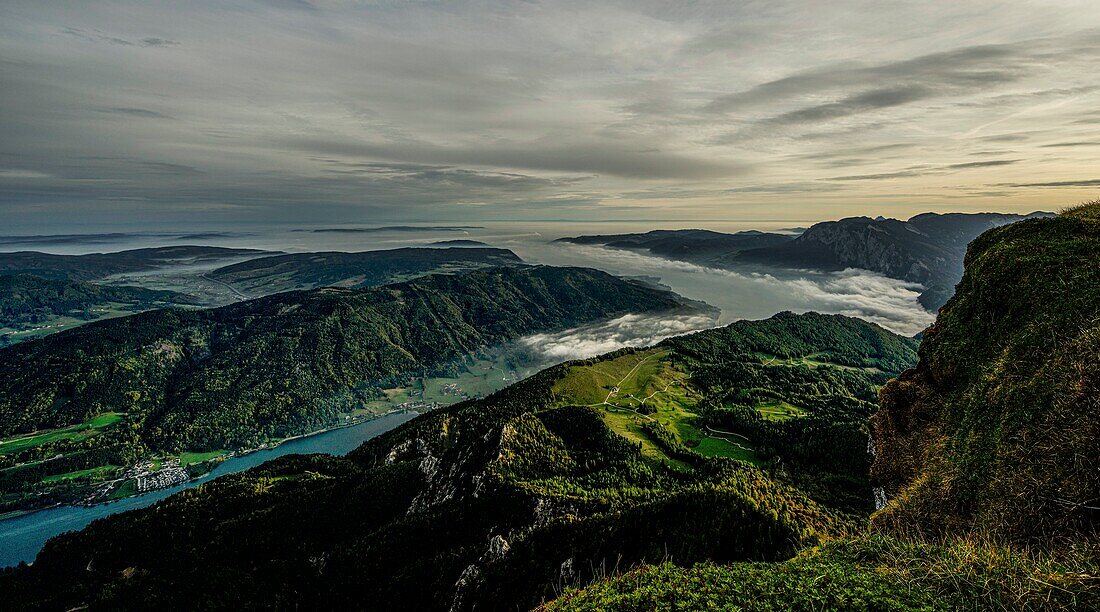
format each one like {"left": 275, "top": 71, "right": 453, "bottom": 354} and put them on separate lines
{"left": 0, "top": 246, "right": 527, "bottom": 342}
{"left": 0, "top": 246, "right": 275, "bottom": 282}
{"left": 207, "top": 246, "right": 522, "bottom": 296}
{"left": 557, "top": 229, "right": 791, "bottom": 264}
{"left": 298, "top": 225, "right": 483, "bottom": 234}
{"left": 559, "top": 211, "right": 1053, "bottom": 310}
{"left": 427, "top": 239, "right": 491, "bottom": 247}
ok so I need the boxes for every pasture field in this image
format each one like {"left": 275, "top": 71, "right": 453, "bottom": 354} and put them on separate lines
{"left": 41, "top": 465, "right": 121, "bottom": 483}
{"left": 180, "top": 450, "right": 228, "bottom": 466}
{"left": 753, "top": 399, "right": 806, "bottom": 421}
{"left": 0, "top": 412, "right": 125, "bottom": 456}
{"left": 550, "top": 350, "right": 762, "bottom": 467}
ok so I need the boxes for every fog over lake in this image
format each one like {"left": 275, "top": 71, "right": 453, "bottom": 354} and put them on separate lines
{"left": 0, "top": 221, "right": 935, "bottom": 337}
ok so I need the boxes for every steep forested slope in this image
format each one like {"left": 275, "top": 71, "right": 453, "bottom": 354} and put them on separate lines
{"left": 0, "top": 267, "right": 687, "bottom": 514}
{"left": 0, "top": 312, "right": 920, "bottom": 610}
{"left": 0, "top": 266, "right": 679, "bottom": 451}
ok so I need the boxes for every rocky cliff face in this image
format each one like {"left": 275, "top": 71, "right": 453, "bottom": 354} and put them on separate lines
{"left": 870, "top": 204, "right": 1100, "bottom": 550}
{"left": 795, "top": 217, "right": 942, "bottom": 283}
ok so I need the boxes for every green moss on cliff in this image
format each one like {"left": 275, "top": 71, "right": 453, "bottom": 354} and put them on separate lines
{"left": 871, "top": 202, "right": 1100, "bottom": 550}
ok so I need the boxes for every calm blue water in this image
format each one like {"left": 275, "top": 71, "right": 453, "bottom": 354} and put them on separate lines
{"left": 0, "top": 411, "right": 417, "bottom": 568}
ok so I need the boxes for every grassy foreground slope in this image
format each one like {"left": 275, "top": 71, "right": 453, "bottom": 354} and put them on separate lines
{"left": 543, "top": 536, "right": 1095, "bottom": 611}
{"left": 0, "top": 312, "right": 919, "bottom": 610}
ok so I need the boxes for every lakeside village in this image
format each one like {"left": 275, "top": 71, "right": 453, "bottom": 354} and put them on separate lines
{"left": 82, "top": 399, "right": 449, "bottom": 504}
{"left": 72, "top": 365, "right": 517, "bottom": 505}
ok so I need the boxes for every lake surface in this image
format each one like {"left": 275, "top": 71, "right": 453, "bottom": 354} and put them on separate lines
{"left": 0, "top": 411, "right": 417, "bottom": 568}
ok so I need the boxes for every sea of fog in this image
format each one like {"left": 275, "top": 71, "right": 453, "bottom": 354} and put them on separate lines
{"left": 0, "top": 221, "right": 935, "bottom": 337}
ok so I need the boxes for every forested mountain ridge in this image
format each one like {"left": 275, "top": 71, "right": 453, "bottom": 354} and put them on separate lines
{"left": 0, "top": 266, "right": 684, "bottom": 513}
{"left": 207, "top": 246, "right": 524, "bottom": 296}
{"left": 734, "top": 211, "right": 1052, "bottom": 309}
{"left": 0, "top": 266, "right": 679, "bottom": 447}
{"left": 0, "top": 311, "right": 920, "bottom": 609}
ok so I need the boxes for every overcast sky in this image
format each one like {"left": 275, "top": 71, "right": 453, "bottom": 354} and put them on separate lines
{"left": 2, "top": 1, "right": 1100, "bottom": 229}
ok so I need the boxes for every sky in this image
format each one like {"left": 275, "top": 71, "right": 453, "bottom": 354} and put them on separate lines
{"left": 2, "top": 0, "right": 1100, "bottom": 229}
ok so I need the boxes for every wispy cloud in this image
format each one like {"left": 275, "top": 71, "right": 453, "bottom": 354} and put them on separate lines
{"left": 2, "top": 2, "right": 1099, "bottom": 227}
{"left": 1002, "top": 178, "right": 1100, "bottom": 188}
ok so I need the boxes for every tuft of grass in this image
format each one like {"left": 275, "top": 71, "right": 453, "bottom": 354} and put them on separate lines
{"left": 541, "top": 535, "right": 1100, "bottom": 611}
{"left": 1061, "top": 199, "right": 1100, "bottom": 221}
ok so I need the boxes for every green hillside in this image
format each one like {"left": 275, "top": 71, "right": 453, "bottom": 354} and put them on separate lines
{"left": 545, "top": 204, "right": 1100, "bottom": 610}
{"left": 543, "top": 536, "right": 1094, "bottom": 611}
{"left": 0, "top": 265, "right": 682, "bottom": 513}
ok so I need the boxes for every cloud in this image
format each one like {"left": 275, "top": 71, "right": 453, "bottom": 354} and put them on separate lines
{"left": 100, "top": 107, "right": 174, "bottom": 119}
{"left": 517, "top": 312, "right": 719, "bottom": 362}
{"left": 827, "top": 159, "right": 1019, "bottom": 181}
{"left": 139, "top": 37, "right": 180, "bottom": 47}
{"left": 3, "top": 3, "right": 1100, "bottom": 227}
{"left": 945, "top": 160, "right": 1020, "bottom": 169}
{"left": 1003, "top": 178, "right": 1100, "bottom": 188}
{"left": 546, "top": 244, "right": 934, "bottom": 335}
{"left": 766, "top": 85, "right": 934, "bottom": 125}
{"left": 284, "top": 137, "right": 745, "bottom": 181}
{"left": 1039, "top": 141, "right": 1098, "bottom": 148}
{"left": 61, "top": 28, "right": 179, "bottom": 47}
{"left": 705, "top": 43, "right": 1027, "bottom": 115}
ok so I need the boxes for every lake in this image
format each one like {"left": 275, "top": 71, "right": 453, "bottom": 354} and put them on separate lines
{"left": 0, "top": 220, "right": 935, "bottom": 567}
{"left": 0, "top": 410, "right": 417, "bottom": 568}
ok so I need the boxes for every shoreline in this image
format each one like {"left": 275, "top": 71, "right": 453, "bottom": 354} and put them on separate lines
{"left": 0, "top": 407, "right": 420, "bottom": 524}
